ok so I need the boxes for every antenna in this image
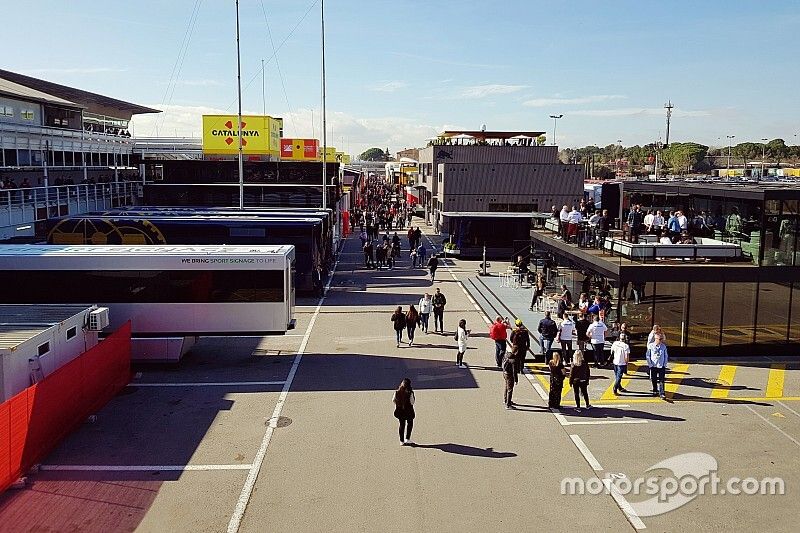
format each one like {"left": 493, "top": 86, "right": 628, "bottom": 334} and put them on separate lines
{"left": 664, "top": 100, "right": 674, "bottom": 147}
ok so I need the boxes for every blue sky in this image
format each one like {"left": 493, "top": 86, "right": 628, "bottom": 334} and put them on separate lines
{"left": 5, "top": 0, "right": 800, "bottom": 155}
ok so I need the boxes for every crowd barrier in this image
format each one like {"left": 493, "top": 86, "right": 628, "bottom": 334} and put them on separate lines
{"left": 0, "top": 323, "right": 131, "bottom": 493}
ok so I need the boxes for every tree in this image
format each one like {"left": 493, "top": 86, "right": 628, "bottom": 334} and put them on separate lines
{"left": 732, "top": 142, "right": 761, "bottom": 170}
{"left": 766, "top": 138, "right": 789, "bottom": 166}
{"left": 359, "top": 147, "right": 388, "bottom": 161}
{"left": 661, "top": 142, "right": 709, "bottom": 173}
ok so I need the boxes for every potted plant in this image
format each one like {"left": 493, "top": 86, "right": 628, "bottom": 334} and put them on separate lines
{"left": 444, "top": 242, "right": 460, "bottom": 256}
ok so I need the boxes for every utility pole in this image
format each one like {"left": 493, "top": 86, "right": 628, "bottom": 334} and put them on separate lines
{"left": 760, "top": 138, "right": 768, "bottom": 182}
{"left": 235, "top": 0, "right": 244, "bottom": 209}
{"left": 321, "top": 0, "right": 328, "bottom": 209}
{"left": 664, "top": 100, "right": 673, "bottom": 147}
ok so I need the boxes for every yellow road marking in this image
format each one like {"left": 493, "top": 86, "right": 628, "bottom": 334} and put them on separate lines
{"left": 599, "top": 362, "right": 644, "bottom": 400}
{"left": 710, "top": 365, "right": 738, "bottom": 399}
{"left": 766, "top": 364, "right": 786, "bottom": 398}
{"left": 529, "top": 365, "right": 570, "bottom": 397}
{"left": 665, "top": 363, "right": 690, "bottom": 399}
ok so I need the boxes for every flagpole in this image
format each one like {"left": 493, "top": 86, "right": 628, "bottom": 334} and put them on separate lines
{"left": 235, "top": 0, "right": 244, "bottom": 209}
{"left": 321, "top": 0, "right": 328, "bottom": 210}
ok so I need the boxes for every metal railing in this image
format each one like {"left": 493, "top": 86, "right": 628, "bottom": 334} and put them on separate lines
{"left": 0, "top": 182, "right": 138, "bottom": 226}
{"left": 0, "top": 121, "right": 135, "bottom": 145}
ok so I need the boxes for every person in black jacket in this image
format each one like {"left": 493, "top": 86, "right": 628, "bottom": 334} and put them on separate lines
{"left": 626, "top": 204, "right": 644, "bottom": 243}
{"left": 393, "top": 378, "right": 415, "bottom": 445}
{"left": 427, "top": 254, "right": 439, "bottom": 283}
{"left": 432, "top": 288, "right": 447, "bottom": 334}
{"left": 537, "top": 311, "right": 558, "bottom": 362}
{"left": 569, "top": 349, "right": 592, "bottom": 411}
{"left": 391, "top": 306, "right": 407, "bottom": 348}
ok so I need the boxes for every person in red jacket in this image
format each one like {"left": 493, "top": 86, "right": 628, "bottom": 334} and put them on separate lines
{"left": 489, "top": 316, "right": 511, "bottom": 368}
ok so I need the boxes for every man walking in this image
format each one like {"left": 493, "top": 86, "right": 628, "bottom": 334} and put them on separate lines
{"left": 489, "top": 316, "right": 511, "bottom": 369}
{"left": 427, "top": 254, "right": 439, "bottom": 282}
{"left": 502, "top": 352, "right": 517, "bottom": 409}
{"left": 510, "top": 319, "right": 531, "bottom": 381}
{"left": 432, "top": 288, "right": 447, "bottom": 334}
{"left": 537, "top": 311, "right": 558, "bottom": 363}
{"left": 586, "top": 315, "right": 608, "bottom": 367}
{"left": 646, "top": 333, "right": 669, "bottom": 400}
{"left": 611, "top": 333, "right": 631, "bottom": 395}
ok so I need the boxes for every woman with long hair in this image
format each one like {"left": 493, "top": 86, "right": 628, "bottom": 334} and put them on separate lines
{"left": 406, "top": 305, "right": 419, "bottom": 346}
{"left": 569, "top": 349, "right": 592, "bottom": 411}
{"left": 455, "top": 318, "right": 470, "bottom": 368}
{"left": 548, "top": 351, "right": 566, "bottom": 409}
{"left": 393, "top": 377, "right": 415, "bottom": 445}
{"left": 391, "top": 306, "right": 406, "bottom": 348}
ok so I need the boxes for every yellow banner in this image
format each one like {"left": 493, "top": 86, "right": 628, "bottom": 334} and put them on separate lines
{"left": 202, "top": 115, "right": 281, "bottom": 155}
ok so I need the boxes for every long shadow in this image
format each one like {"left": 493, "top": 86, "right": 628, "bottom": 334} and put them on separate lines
{"left": 559, "top": 407, "right": 685, "bottom": 422}
{"left": 409, "top": 443, "right": 516, "bottom": 458}
{"left": 677, "top": 377, "right": 759, "bottom": 392}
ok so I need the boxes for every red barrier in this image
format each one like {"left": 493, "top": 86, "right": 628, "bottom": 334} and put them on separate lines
{"left": 0, "top": 322, "right": 131, "bottom": 493}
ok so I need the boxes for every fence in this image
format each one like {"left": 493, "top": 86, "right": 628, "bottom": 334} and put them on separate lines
{"left": 0, "top": 323, "right": 131, "bottom": 493}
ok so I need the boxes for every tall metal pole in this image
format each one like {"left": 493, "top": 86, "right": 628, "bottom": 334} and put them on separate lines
{"left": 726, "top": 135, "right": 735, "bottom": 177}
{"left": 664, "top": 100, "right": 673, "bottom": 146}
{"left": 760, "top": 137, "right": 768, "bottom": 182}
{"left": 321, "top": 0, "right": 328, "bottom": 209}
{"left": 235, "top": 0, "right": 245, "bottom": 209}
{"left": 549, "top": 114, "right": 563, "bottom": 146}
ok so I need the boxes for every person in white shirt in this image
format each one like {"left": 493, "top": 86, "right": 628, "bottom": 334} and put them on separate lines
{"left": 418, "top": 293, "right": 433, "bottom": 333}
{"left": 643, "top": 210, "right": 655, "bottom": 232}
{"left": 676, "top": 210, "right": 688, "bottom": 231}
{"left": 559, "top": 205, "right": 570, "bottom": 240}
{"left": 586, "top": 315, "right": 608, "bottom": 367}
{"left": 611, "top": 333, "right": 631, "bottom": 394}
{"left": 659, "top": 235, "right": 673, "bottom": 245}
{"left": 558, "top": 316, "right": 576, "bottom": 365}
{"left": 568, "top": 207, "right": 583, "bottom": 224}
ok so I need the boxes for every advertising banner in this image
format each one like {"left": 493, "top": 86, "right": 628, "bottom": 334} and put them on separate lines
{"left": 202, "top": 115, "right": 281, "bottom": 156}
{"left": 280, "top": 138, "right": 320, "bottom": 160}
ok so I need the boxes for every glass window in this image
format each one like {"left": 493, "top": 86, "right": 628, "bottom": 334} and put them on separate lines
{"left": 653, "top": 282, "right": 688, "bottom": 347}
{"left": 619, "top": 279, "right": 653, "bottom": 346}
{"left": 756, "top": 283, "right": 790, "bottom": 344}
{"left": 721, "top": 282, "right": 757, "bottom": 346}
{"left": 763, "top": 200, "right": 798, "bottom": 266}
{"left": 687, "top": 283, "right": 722, "bottom": 348}
{"left": 792, "top": 282, "right": 800, "bottom": 343}
{"left": 66, "top": 326, "right": 77, "bottom": 340}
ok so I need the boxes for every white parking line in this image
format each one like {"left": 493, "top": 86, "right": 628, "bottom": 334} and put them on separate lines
{"left": 227, "top": 252, "right": 341, "bottom": 533}
{"left": 778, "top": 400, "right": 800, "bottom": 419}
{"left": 41, "top": 464, "right": 253, "bottom": 472}
{"left": 135, "top": 381, "right": 286, "bottom": 387}
{"left": 745, "top": 405, "right": 800, "bottom": 448}
{"left": 569, "top": 435, "right": 604, "bottom": 471}
{"left": 603, "top": 478, "right": 647, "bottom": 530}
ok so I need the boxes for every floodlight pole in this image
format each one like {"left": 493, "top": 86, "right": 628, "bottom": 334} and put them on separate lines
{"left": 321, "top": 0, "right": 328, "bottom": 209}
{"left": 235, "top": 0, "right": 244, "bottom": 209}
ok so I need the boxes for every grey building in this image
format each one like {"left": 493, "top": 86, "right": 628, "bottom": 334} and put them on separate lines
{"left": 417, "top": 130, "right": 584, "bottom": 257}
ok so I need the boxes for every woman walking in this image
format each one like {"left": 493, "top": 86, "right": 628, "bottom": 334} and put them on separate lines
{"left": 406, "top": 305, "right": 419, "bottom": 346}
{"left": 455, "top": 318, "right": 470, "bottom": 368}
{"left": 393, "top": 378, "right": 415, "bottom": 445}
{"left": 418, "top": 293, "right": 432, "bottom": 333}
{"left": 391, "top": 306, "right": 407, "bottom": 348}
{"left": 548, "top": 352, "right": 566, "bottom": 409}
{"left": 569, "top": 350, "right": 592, "bottom": 411}
{"left": 529, "top": 273, "right": 546, "bottom": 311}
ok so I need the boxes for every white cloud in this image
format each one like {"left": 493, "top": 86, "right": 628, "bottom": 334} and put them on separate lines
{"left": 130, "top": 104, "right": 442, "bottom": 157}
{"left": 173, "top": 79, "right": 225, "bottom": 87}
{"left": 367, "top": 81, "right": 408, "bottom": 92}
{"left": 460, "top": 84, "right": 528, "bottom": 98}
{"left": 523, "top": 94, "right": 626, "bottom": 107}
{"left": 569, "top": 107, "right": 711, "bottom": 117}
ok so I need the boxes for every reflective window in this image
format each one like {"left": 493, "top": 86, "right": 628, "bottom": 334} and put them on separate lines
{"left": 721, "top": 283, "right": 757, "bottom": 346}
{"left": 653, "top": 282, "right": 688, "bottom": 346}
{"left": 762, "top": 200, "right": 798, "bottom": 266}
{"left": 756, "top": 283, "right": 790, "bottom": 344}
{"left": 791, "top": 282, "right": 800, "bottom": 343}
{"left": 619, "top": 279, "right": 653, "bottom": 346}
{"left": 687, "top": 282, "right": 722, "bottom": 348}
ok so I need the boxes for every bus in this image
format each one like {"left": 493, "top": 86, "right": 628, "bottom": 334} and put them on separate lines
{"left": 105, "top": 206, "right": 334, "bottom": 266}
{"left": 0, "top": 245, "right": 295, "bottom": 361}
{"left": 37, "top": 214, "right": 325, "bottom": 294}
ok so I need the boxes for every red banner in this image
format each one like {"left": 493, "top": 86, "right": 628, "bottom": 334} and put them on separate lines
{"left": 0, "top": 323, "right": 131, "bottom": 493}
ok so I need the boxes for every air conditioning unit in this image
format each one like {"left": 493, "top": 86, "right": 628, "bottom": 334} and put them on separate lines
{"left": 88, "top": 307, "right": 110, "bottom": 331}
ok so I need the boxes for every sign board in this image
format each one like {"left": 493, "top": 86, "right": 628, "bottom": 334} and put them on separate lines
{"left": 280, "top": 138, "right": 319, "bottom": 160}
{"left": 202, "top": 115, "right": 282, "bottom": 156}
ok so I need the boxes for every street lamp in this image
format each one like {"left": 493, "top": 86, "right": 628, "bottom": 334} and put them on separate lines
{"left": 549, "top": 114, "right": 563, "bottom": 146}
{"left": 726, "top": 135, "right": 735, "bottom": 177}
{"left": 760, "top": 138, "right": 768, "bottom": 182}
